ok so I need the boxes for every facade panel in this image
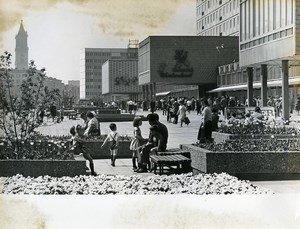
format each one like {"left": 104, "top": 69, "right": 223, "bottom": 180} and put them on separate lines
{"left": 138, "top": 36, "right": 239, "bottom": 85}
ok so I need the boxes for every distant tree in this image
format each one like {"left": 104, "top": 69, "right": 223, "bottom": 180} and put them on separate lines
{"left": 0, "top": 51, "right": 59, "bottom": 158}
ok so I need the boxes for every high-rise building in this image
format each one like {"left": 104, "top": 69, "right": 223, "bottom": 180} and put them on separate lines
{"left": 79, "top": 47, "right": 138, "bottom": 100}
{"left": 196, "top": 0, "right": 239, "bottom": 36}
{"left": 203, "top": 0, "right": 300, "bottom": 122}
{"left": 15, "top": 20, "right": 28, "bottom": 70}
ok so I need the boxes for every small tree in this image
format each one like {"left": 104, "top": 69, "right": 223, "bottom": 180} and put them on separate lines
{"left": 0, "top": 51, "right": 59, "bottom": 158}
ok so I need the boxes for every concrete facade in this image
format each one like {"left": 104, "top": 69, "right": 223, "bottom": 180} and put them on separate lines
{"left": 138, "top": 36, "right": 239, "bottom": 100}
{"left": 102, "top": 59, "right": 141, "bottom": 103}
{"left": 196, "top": 0, "right": 240, "bottom": 36}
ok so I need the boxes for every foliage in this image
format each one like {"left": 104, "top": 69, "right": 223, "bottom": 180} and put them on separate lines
{"left": 0, "top": 137, "right": 73, "bottom": 160}
{"left": 218, "top": 122, "right": 300, "bottom": 135}
{"left": 196, "top": 138, "right": 300, "bottom": 152}
{"left": 0, "top": 51, "right": 61, "bottom": 159}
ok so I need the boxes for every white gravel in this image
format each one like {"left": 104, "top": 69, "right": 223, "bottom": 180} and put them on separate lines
{"left": 0, "top": 173, "right": 273, "bottom": 195}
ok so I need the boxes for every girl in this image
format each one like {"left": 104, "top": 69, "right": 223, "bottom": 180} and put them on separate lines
{"left": 130, "top": 117, "right": 144, "bottom": 170}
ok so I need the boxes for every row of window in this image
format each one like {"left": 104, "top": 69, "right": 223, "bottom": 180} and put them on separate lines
{"left": 198, "top": 15, "right": 240, "bottom": 36}
{"left": 86, "top": 92, "right": 101, "bottom": 96}
{"left": 197, "top": 0, "right": 239, "bottom": 18}
{"left": 218, "top": 65, "right": 300, "bottom": 87}
{"left": 86, "top": 78, "right": 101, "bottom": 82}
{"left": 240, "top": 27, "right": 293, "bottom": 50}
{"left": 86, "top": 85, "right": 101, "bottom": 89}
{"left": 85, "top": 59, "right": 108, "bottom": 63}
{"left": 240, "top": 0, "right": 294, "bottom": 42}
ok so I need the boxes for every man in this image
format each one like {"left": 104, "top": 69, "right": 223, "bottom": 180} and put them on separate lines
{"left": 172, "top": 98, "right": 180, "bottom": 124}
{"left": 136, "top": 113, "right": 168, "bottom": 173}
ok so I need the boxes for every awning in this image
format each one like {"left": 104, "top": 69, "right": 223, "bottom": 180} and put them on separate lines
{"left": 209, "top": 77, "right": 300, "bottom": 93}
{"left": 156, "top": 91, "right": 171, "bottom": 96}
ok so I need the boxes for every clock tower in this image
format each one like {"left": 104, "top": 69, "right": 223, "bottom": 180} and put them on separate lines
{"left": 15, "top": 20, "right": 28, "bottom": 69}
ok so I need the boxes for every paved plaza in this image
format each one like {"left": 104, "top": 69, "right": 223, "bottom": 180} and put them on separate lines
{"left": 35, "top": 109, "right": 300, "bottom": 193}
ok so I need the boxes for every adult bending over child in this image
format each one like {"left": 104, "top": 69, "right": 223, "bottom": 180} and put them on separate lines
{"left": 135, "top": 113, "right": 168, "bottom": 173}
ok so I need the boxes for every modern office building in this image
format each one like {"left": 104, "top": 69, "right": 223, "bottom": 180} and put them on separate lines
{"left": 79, "top": 45, "right": 138, "bottom": 101}
{"left": 138, "top": 36, "right": 239, "bottom": 100}
{"left": 196, "top": 0, "right": 240, "bottom": 36}
{"left": 102, "top": 59, "right": 141, "bottom": 103}
{"left": 207, "top": 0, "right": 300, "bottom": 121}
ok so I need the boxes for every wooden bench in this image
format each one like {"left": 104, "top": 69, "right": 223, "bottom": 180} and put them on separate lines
{"left": 158, "top": 149, "right": 190, "bottom": 158}
{"left": 68, "top": 113, "right": 78, "bottom": 120}
{"left": 150, "top": 154, "right": 191, "bottom": 175}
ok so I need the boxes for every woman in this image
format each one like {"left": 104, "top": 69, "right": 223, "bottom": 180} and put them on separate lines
{"left": 197, "top": 98, "right": 212, "bottom": 142}
{"left": 177, "top": 100, "right": 188, "bottom": 127}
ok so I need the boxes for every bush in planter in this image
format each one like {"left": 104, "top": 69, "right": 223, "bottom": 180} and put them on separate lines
{"left": 0, "top": 137, "right": 73, "bottom": 160}
{"left": 0, "top": 52, "right": 61, "bottom": 159}
{"left": 218, "top": 123, "right": 300, "bottom": 136}
{"left": 195, "top": 138, "right": 300, "bottom": 152}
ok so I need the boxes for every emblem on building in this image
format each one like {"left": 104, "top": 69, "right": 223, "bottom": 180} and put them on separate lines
{"left": 114, "top": 76, "right": 138, "bottom": 86}
{"left": 158, "top": 50, "right": 194, "bottom": 77}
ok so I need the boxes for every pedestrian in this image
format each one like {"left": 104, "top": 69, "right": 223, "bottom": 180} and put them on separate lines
{"left": 211, "top": 108, "right": 219, "bottom": 131}
{"left": 296, "top": 97, "right": 300, "bottom": 115}
{"left": 150, "top": 100, "right": 156, "bottom": 113}
{"left": 172, "top": 98, "right": 180, "bottom": 124}
{"left": 49, "top": 104, "right": 57, "bottom": 122}
{"left": 197, "top": 98, "right": 212, "bottom": 143}
{"left": 130, "top": 117, "right": 145, "bottom": 171}
{"left": 178, "top": 100, "right": 187, "bottom": 127}
{"left": 60, "top": 107, "right": 64, "bottom": 122}
{"left": 101, "top": 123, "right": 120, "bottom": 167}
{"left": 70, "top": 125, "right": 97, "bottom": 176}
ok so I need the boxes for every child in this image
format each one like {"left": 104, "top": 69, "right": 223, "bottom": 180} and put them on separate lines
{"left": 70, "top": 125, "right": 97, "bottom": 176}
{"left": 130, "top": 117, "right": 144, "bottom": 170}
{"left": 149, "top": 125, "right": 164, "bottom": 155}
{"left": 101, "top": 123, "right": 120, "bottom": 167}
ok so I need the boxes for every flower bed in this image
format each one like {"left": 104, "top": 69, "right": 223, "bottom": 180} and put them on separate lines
{"left": 180, "top": 144, "right": 300, "bottom": 181}
{"left": 0, "top": 134, "right": 133, "bottom": 160}
{"left": 199, "top": 139, "right": 300, "bottom": 152}
{"left": 0, "top": 159, "right": 87, "bottom": 177}
{"left": 0, "top": 138, "right": 73, "bottom": 160}
{"left": 0, "top": 173, "right": 273, "bottom": 195}
{"left": 218, "top": 124, "right": 300, "bottom": 135}
{"left": 213, "top": 125, "right": 300, "bottom": 143}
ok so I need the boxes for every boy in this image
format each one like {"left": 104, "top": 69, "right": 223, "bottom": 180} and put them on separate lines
{"left": 101, "top": 123, "right": 120, "bottom": 166}
{"left": 70, "top": 125, "right": 97, "bottom": 176}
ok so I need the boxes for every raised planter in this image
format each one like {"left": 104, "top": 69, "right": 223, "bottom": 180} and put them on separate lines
{"left": 212, "top": 131, "right": 299, "bottom": 144}
{"left": 0, "top": 159, "right": 87, "bottom": 177}
{"left": 96, "top": 114, "right": 147, "bottom": 122}
{"left": 85, "top": 141, "right": 132, "bottom": 159}
{"left": 180, "top": 144, "right": 300, "bottom": 180}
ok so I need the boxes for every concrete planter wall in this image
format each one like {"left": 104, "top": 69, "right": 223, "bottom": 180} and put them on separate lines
{"left": 0, "top": 159, "right": 87, "bottom": 177}
{"left": 212, "top": 131, "right": 299, "bottom": 144}
{"left": 180, "top": 144, "right": 300, "bottom": 180}
{"left": 85, "top": 141, "right": 132, "bottom": 159}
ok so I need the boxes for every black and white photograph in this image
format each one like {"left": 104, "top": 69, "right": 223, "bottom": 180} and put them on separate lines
{"left": 0, "top": 0, "right": 300, "bottom": 228}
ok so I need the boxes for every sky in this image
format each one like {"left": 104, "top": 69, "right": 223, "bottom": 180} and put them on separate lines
{"left": 0, "top": 0, "right": 196, "bottom": 84}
